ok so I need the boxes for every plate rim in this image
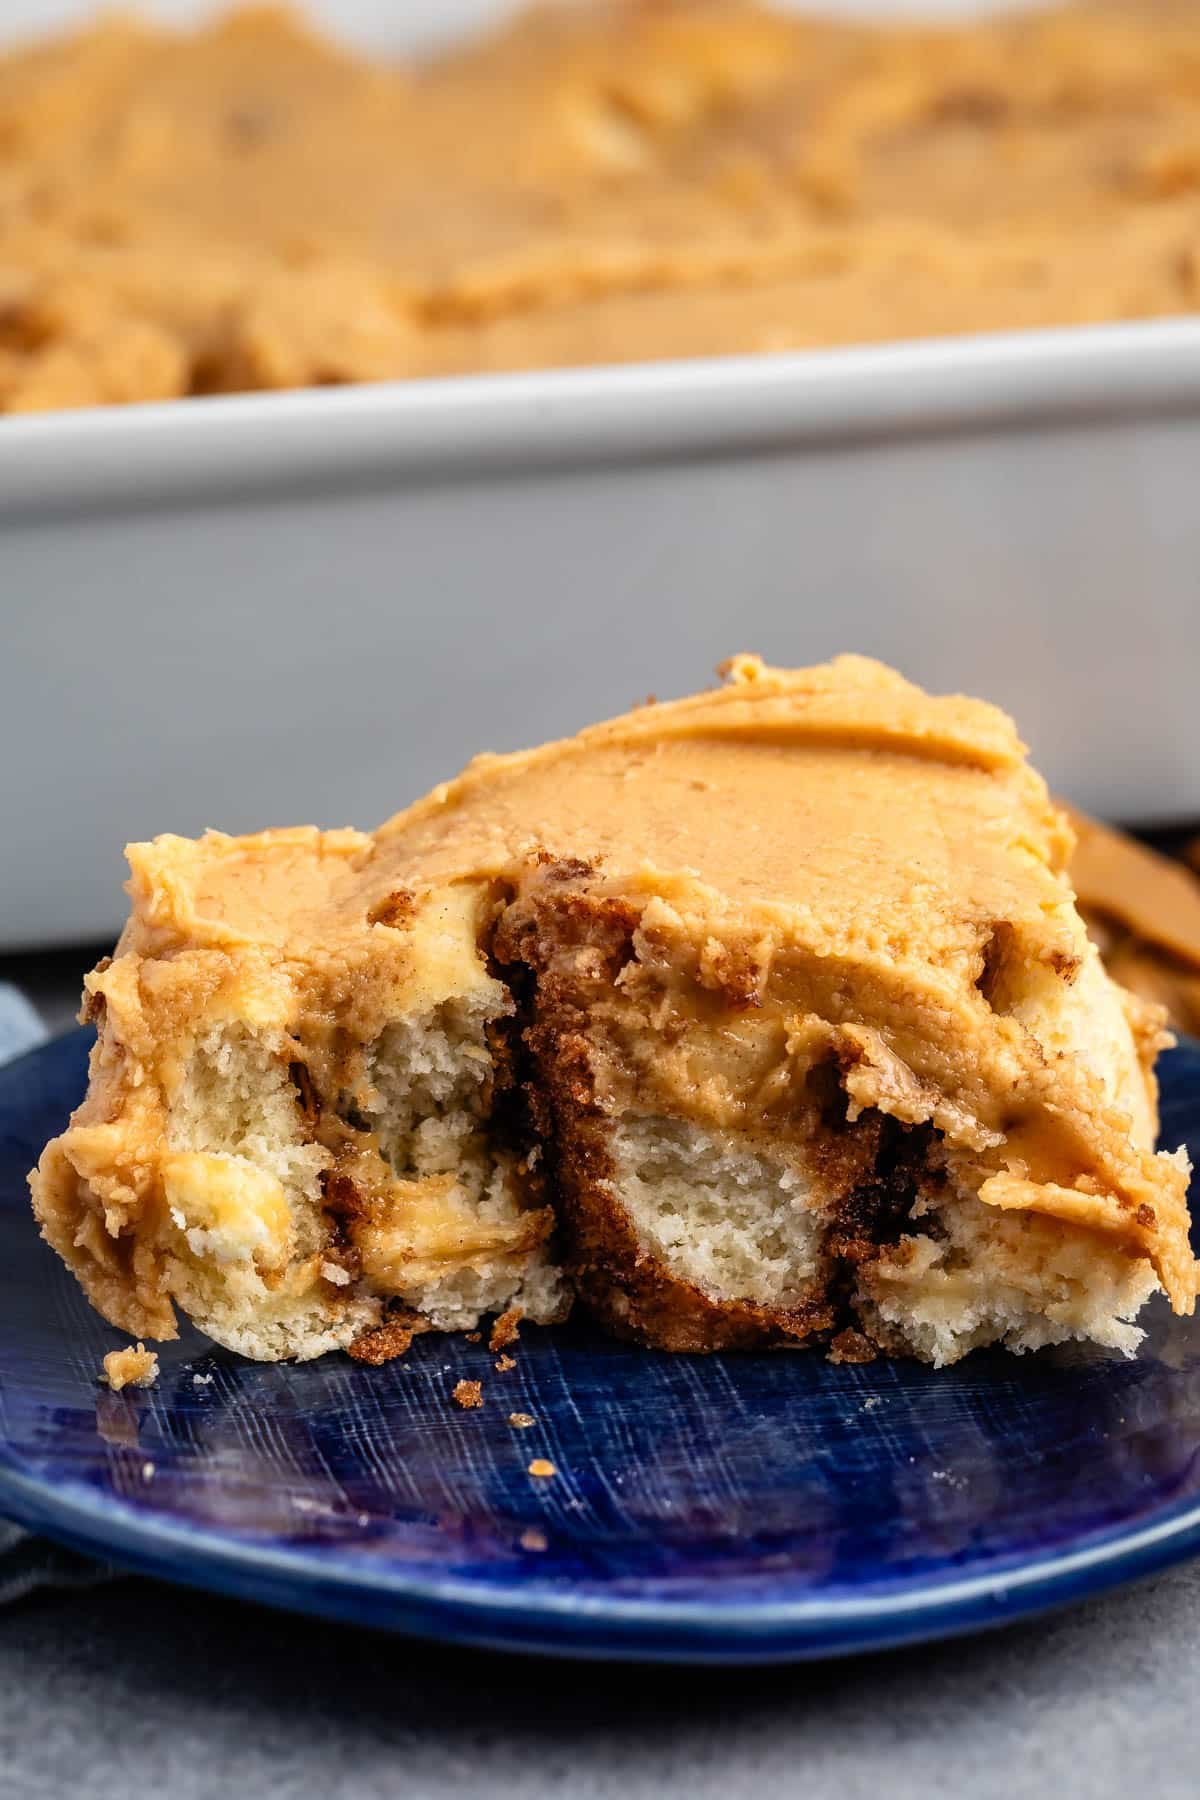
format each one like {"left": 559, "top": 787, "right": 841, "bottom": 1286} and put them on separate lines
{"left": 3, "top": 1446, "right": 1200, "bottom": 1662}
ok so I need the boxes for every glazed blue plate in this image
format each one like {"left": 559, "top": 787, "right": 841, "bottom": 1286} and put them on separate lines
{"left": 3, "top": 1028, "right": 1200, "bottom": 1664}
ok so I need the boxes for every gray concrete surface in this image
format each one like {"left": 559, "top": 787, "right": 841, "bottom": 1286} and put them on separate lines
{"left": 1, "top": 1560, "right": 1197, "bottom": 1800}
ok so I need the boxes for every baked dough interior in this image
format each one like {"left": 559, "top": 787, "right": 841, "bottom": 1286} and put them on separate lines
{"left": 31, "top": 656, "right": 1197, "bottom": 1365}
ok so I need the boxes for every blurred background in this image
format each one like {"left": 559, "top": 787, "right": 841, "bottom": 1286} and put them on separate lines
{"left": 4, "top": 0, "right": 1045, "bottom": 50}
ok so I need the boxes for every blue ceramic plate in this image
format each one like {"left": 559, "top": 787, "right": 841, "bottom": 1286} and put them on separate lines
{"left": 3, "top": 1029, "right": 1200, "bottom": 1663}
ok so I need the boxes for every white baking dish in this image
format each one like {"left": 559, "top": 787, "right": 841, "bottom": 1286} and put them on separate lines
{"left": 3, "top": 3, "right": 1199, "bottom": 949}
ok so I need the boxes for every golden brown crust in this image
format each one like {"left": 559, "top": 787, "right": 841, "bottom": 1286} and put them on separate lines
{"left": 34, "top": 1102, "right": 178, "bottom": 1343}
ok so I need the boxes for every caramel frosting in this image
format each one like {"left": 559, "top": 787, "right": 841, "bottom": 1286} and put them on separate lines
{"left": 3, "top": 3, "right": 1200, "bottom": 410}
{"left": 61, "top": 654, "right": 1196, "bottom": 1329}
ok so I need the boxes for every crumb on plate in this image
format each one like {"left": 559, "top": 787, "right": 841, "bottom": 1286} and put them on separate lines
{"left": 453, "top": 1379, "right": 483, "bottom": 1410}
{"left": 347, "top": 1317, "right": 416, "bottom": 1366}
{"left": 828, "top": 1327, "right": 878, "bottom": 1366}
{"left": 101, "top": 1343, "right": 159, "bottom": 1391}
{"left": 489, "top": 1308, "right": 522, "bottom": 1353}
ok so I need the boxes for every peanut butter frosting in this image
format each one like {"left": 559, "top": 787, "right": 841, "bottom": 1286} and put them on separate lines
{"left": 40, "top": 655, "right": 1196, "bottom": 1347}
{"left": 3, "top": 1, "right": 1200, "bottom": 411}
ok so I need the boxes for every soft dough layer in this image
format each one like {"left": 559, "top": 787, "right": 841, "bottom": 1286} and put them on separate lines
{"left": 31, "top": 655, "right": 1197, "bottom": 1363}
